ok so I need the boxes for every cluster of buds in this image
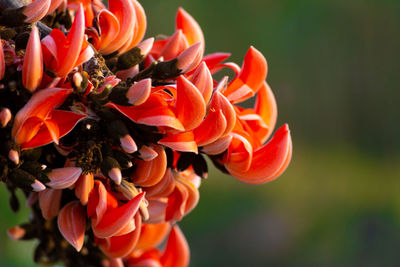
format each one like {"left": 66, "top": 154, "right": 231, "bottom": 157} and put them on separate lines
{"left": 0, "top": 0, "right": 292, "bottom": 266}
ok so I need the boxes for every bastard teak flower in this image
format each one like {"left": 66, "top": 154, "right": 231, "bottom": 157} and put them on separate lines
{"left": 0, "top": 0, "right": 292, "bottom": 266}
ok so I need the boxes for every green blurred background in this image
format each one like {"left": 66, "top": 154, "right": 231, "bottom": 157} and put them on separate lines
{"left": 1, "top": 0, "right": 400, "bottom": 266}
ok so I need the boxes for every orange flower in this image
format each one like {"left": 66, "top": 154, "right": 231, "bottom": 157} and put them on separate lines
{"left": 11, "top": 87, "right": 86, "bottom": 149}
{"left": 41, "top": 4, "right": 94, "bottom": 77}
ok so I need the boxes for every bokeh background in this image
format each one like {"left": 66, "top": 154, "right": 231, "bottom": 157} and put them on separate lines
{"left": 1, "top": 0, "right": 400, "bottom": 266}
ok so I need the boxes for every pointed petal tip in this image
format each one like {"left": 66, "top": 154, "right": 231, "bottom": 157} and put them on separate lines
{"left": 109, "top": 168, "right": 122, "bottom": 185}
{"left": 120, "top": 135, "right": 138, "bottom": 153}
{"left": 22, "top": 25, "right": 43, "bottom": 92}
{"left": 177, "top": 42, "right": 203, "bottom": 73}
{"left": 58, "top": 201, "right": 86, "bottom": 252}
{"left": 0, "top": 108, "right": 12, "bottom": 127}
{"left": 137, "top": 38, "right": 154, "bottom": 56}
{"left": 126, "top": 78, "right": 152, "bottom": 105}
{"left": 8, "top": 150, "right": 19, "bottom": 165}
{"left": 32, "top": 179, "right": 46, "bottom": 192}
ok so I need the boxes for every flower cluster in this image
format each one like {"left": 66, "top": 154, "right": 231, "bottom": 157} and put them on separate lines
{"left": 0, "top": 0, "right": 292, "bottom": 266}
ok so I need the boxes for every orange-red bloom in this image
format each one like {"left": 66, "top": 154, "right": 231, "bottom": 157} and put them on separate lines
{"left": 11, "top": 88, "right": 85, "bottom": 149}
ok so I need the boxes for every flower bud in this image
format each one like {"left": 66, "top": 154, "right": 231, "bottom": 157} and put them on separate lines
{"left": 0, "top": 108, "right": 12, "bottom": 127}
{"left": 101, "top": 156, "right": 122, "bottom": 185}
{"left": 177, "top": 42, "right": 203, "bottom": 73}
{"left": 8, "top": 149, "right": 19, "bottom": 165}
{"left": 9, "top": 169, "right": 46, "bottom": 192}
{"left": 126, "top": 78, "right": 151, "bottom": 105}
{"left": 120, "top": 134, "right": 137, "bottom": 154}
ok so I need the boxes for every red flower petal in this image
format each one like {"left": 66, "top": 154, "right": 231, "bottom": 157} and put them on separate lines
{"left": 160, "top": 226, "right": 190, "bottom": 267}
{"left": 92, "top": 192, "right": 144, "bottom": 238}
{"left": 224, "top": 46, "right": 268, "bottom": 103}
{"left": 57, "top": 201, "right": 86, "bottom": 251}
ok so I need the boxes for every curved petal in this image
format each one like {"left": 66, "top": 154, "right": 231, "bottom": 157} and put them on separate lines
{"left": 145, "top": 168, "right": 175, "bottom": 198}
{"left": 98, "top": 213, "right": 142, "bottom": 258}
{"left": 101, "top": 0, "right": 135, "bottom": 54}
{"left": 56, "top": 4, "right": 85, "bottom": 77}
{"left": 190, "top": 62, "right": 213, "bottom": 104}
{"left": 75, "top": 173, "right": 94, "bottom": 205}
{"left": 57, "top": 201, "right": 86, "bottom": 251}
{"left": 39, "top": 188, "right": 62, "bottom": 220}
{"left": 12, "top": 88, "right": 72, "bottom": 139}
{"left": 136, "top": 222, "right": 171, "bottom": 250}
{"left": 132, "top": 145, "right": 167, "bottom": 187}
{"left": 160, "top": 226, "right": 190, "bottom": 267}
{"left": 118, "top": 0, "right": 147, "bottom": 54}
{"left": 224, "top": 46, "right": 268, "bottom": 103}
{"left": 158, "top": 132, "right": 198, "bottom": 154}
{"left": 23, "top": 0, "right": 50, "bottom": 23}
{"left": 21, "top": 110, "right": 86, "bottom": 150}
{"left": 96, "top": 9, "right": 120, "bottom": 50}
{"left": 160, "top": 30, "right": 188, "bottom": 60}
{"left": 175, "top": 76, "right": 205, "bottom": 131}
{"left": 254, "top": 82, "right": 277, "bottom": 143}
{"left": 47, "top": 167, "right": 82, "bottom": 189}
{"left": 227, "top": 124, "right": 292, "bottom": 184}
{"left": 92, "top": 192, "right": 144, "bottom": 238}
{"left": 22, "top": 26, "right": 43, "bottom": 92}
{"left": 176, "top": 8, "right": 204, "bottom": 50}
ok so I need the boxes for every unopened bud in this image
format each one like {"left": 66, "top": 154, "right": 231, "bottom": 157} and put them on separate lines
{"left": 32, "top": 179, "right": 46, "bottom": 192}
{"left": 120, "top": 134, "right": 137, "bottom": 154}
{"left": 108, "top": 168, "right": 122, "bottom": 185}
{"left": 9, "top": 169, "right": 46, "bottom": 192}
{"left": 177, "top": 42, "right": 203, "bottom": 73}
{"left": 101, "top": 156, "right": 122, "bottom": 185}
{"left": 137, "top": 38, "right": 154, "bottom": 57}
{"left": 139, "top": 145, "right": 158, "bottom": 161}
{"left": 116, "top": 38, "right": 154, "bottom": 71}
{"left": 126, "top": 78, "right": 151, "bottom": 105}
{"left": 0, "top": 108, "right": 12, "bottom": 127}
{"left": 8, "top": 149, "right": 19, "bottom": 165}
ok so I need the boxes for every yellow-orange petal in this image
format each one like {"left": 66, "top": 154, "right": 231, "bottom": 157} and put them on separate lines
{"left": 75, "top": 173, "right": 94, "bottom": 205}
